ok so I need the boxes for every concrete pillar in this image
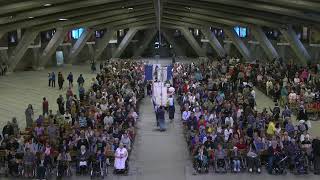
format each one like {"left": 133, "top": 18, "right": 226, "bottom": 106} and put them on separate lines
{"left": 280, "top": 26, "right": 311, "bottom": 65}
{"left": 133, "top": 29, "right": 157, "bottom": 58}
{"left": 224, "top": 27, "right": 252, "bottom": 62}
{"left": 94, "top": 29, "right": 114, "bottom": 61}
{"left": 112, "top": 28, "right": 138, "bottom": 58}
{"left": 180, "top": 27, "right": 206, "bottom": 57}
{"left": 69, "top": 28, "right": 94, "bottom": 64}
{"left": 162, "top": 30, "right": 185, "bottom": 56}
{"left": 201, "top": 28, "right": 226, "bottom": 57}
{"left": 8, "top": 30, "right": 38, "bottom": 72}
{"left": 39, "top": 28, "right": 69, "bottom": 68}
{"left": 251, "top": 26, "right": 279, "bottom": 61}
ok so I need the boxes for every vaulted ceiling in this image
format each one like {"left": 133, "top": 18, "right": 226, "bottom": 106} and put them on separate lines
{"left": 0, "top": 0, "right": 319, "bottom": 33}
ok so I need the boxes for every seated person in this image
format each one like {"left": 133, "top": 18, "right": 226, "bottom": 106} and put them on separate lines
{"left": 230, "top": 146, "right": 241, "bottom": 172}
{"left": 204, "top": 136, "right": 215, "bottom": 162}
{"left": 247, "top": 143, "right": 261, "bottom": 173}
{"left": 214, "top": 144, "right": 227, "bottom": 170}
{"left": 7, "top": 149, "right": 20, "bottom": 176}
{"left": 267, "top": 141, "right": 284, "bottom": 174}
{"left": 23, "top": 147, "right": 36, "bottom": 178}
{"left": 57, "top": 149, "right": 72, "bottom": 176}
{"left": 114, "top": 143, "right": 128, "bottom": 173}
{"left": 77, "top": 145, "right": 89, "bottom": 174}
{"left": 194, "top": 144, "right": 209, "bottom": 172}
{"left": 36, "top": 153, "right": 50, "bottom": 180}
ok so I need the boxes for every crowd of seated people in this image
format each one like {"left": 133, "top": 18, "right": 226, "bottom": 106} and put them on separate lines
{"left": 231, "top": 61, "right": 320, "bottom": 111}
{"left": 174, "top": 59, "right": 320, "bottom": 175}
{"left": 0, "top": 60, "right": 145, "bottom": 178}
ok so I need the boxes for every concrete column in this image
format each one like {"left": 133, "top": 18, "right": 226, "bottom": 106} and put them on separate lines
{"left": 8, "top": 30, "right": 38, "bottom": 72}
{"left": 280, "top": 26, "right": 311, "bottom": 65}
{"left": 224, "top": 27, "right": 252, "bottom": 62}
{"left": 251, "top": 26, "right": 279, "bottom": 61}
{"left": 112, "top": 28, "right": 138, "bottom": 58}
{"left": 201, "top": 28, "right": 226, "bottom": 57}
{"left": 162, "top": 30, "right": 185, "bottom": 56}
{"left": 69, "top": 28, "right": 94, "bottom": 64}
{"left": 180, "top": 27, "right": 206, "bottom": 57}
{"left": 94, "top": 29, "right": 114, "bottom": 61}
{"left": 133, "top": 29, "right": 157, "bottom": 58}
{"left": 39, "top": 28, "right": 69, "bottom": 68}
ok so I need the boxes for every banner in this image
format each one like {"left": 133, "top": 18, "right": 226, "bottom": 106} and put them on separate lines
{"left": 144, "top": 65, "right": 153, "bottom": 81}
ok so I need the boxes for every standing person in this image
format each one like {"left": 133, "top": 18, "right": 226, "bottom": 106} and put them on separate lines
{"left": 58, "top": 72, "right": 64, "bottom": 90}
{"left": 77, "top": 74, "right": 85, "bottom": 87}
{"left": 79, "top": 85, "right": 85, "bottom": 102}
{"left": 99, "top": 62, "right": 103, "bottom": 72}
{"left": 42, "top": 97, "right": 49, "bottom": 116}
{"left": 91, "top": 60, "right": 96, "bottom": 73}
{"left": 25, "top": 104, "right": 34, "bottom": 128}
{"left": 56, "top": 95, "right": 65, "bottom": 115}
{"left": 67, "top": 72, "right": 73, "bottom": 87}
{"left": 48, "top": 73, "right": 52, "bottom": 87}
{"left": 168, "top": 95, "right": 175, "bottom": 122}
{"left": 51, "top": 72, "right": 56, "bottom": 88}
{"left": 157, "top": 106, "right": 166, "bottom": 131}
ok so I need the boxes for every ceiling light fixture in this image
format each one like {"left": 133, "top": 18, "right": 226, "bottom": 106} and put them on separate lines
{"left": 59, "top": 18, "right": 68, "bottom": 21}
{"left": 128, "top": 7, "right": 134, "bottom": 10}
{"left": 43, "top": 3, "right": 52, "bottom": 7}
{"left": 28, "top": 17, "right": 34, "bottom": 19}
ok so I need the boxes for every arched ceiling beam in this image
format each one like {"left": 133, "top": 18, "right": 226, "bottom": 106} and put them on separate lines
{"left": 1, "top": 4, "right": 153, "bottom": 33}
{"left": 199, "top": 0, "right": 320, "bottom": 23}
{"left": 0, "top": 0, "right": 122, "bottom": 25}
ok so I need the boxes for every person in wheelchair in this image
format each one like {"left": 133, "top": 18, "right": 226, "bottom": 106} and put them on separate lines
{"left": 57, "top": 149, "right": 71, "bottom": 177}
{"left": 230, "top": 146, "right": 243, "bottom": 172}
{"left": 23, "top": 147, "right": 36, "bottom": 178}
{"left": 293, "top": 149, "right": 308, "bottom": 174}
{"left": 77, "top": 145, "right": 90, "bottom": 175}
{"left": 267, "top": 141, "right": 287, "bottom": 174}
{"left": 90, "top": 150, "right": 106, "bottom": 177}
{"left": 194, "top": 144, "right": 209, "bottom": 173}
{"left": 114, "top": 143, "right": 128, "bottom": 174}
{"left": 214, "top": 144, "right": 228, "bottom": 173}
{"left": 36, "top": 153, "right": 50, "bottom": 180}
{"left": 247, "top": 143, "right": 261, "bottom": 173}
{"left": 7, "top": 149, "right": 20, "bottom": 176}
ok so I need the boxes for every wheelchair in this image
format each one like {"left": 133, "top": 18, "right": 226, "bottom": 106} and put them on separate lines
{"left": 214, "top": 158, "right": 228, "bottom": 173}
{"left": 229, "top": 156, "right": 247, "bottom": 173}
{"left": 193, "top": 155, "right": 209, "bottom": 173}
{"left": 90, "top": 159, "right": 107, "bottom": 179}
{"left": 56, "top": 160, "right": 72, "bottom": 178}
{"left": 292, "top": 151, "right": 309, "bottom": 175}
{"left": 267, "top": 154, "right": 288, "bottom": 175}
{"left": 113, "top": 160, "right": 129, "bottom": 175}
{"left": 21, "top": 163, "right": 36, "bottom": 178}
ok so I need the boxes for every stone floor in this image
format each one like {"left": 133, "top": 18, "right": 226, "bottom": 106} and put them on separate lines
{"left": 0, "top": 64, "right": 320, "bottom": 180}
{"left": 0, "top": 65, "right": 96, "bottom": 129}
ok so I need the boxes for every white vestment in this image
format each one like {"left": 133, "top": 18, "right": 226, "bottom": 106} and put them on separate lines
{"left": 114, "top": 148, "right": 128, "bottom": 170}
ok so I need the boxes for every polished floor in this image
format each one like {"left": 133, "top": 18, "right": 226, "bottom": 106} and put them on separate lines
{"left": 0, "top": 64, "right": 320, "bottom": 180}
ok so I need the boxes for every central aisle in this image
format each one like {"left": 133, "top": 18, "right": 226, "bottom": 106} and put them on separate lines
{"left": 132, "top": 97, "right": 190, "bottom": 180}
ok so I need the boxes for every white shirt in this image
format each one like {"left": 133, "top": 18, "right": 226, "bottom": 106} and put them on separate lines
{"left": 224, "top": 128, "right": 233, "bottom": 141}
{"left": 182, "top": 111, "right": 191, "bottom": 121}
{"left": 168, "top": 97, "right": 174, "bottom": 106}
{"left": 225, "top": 117, "right": 234, "bottom": 127}
{"left": 100, "top": 103, "right": 108, "bottom": 111}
